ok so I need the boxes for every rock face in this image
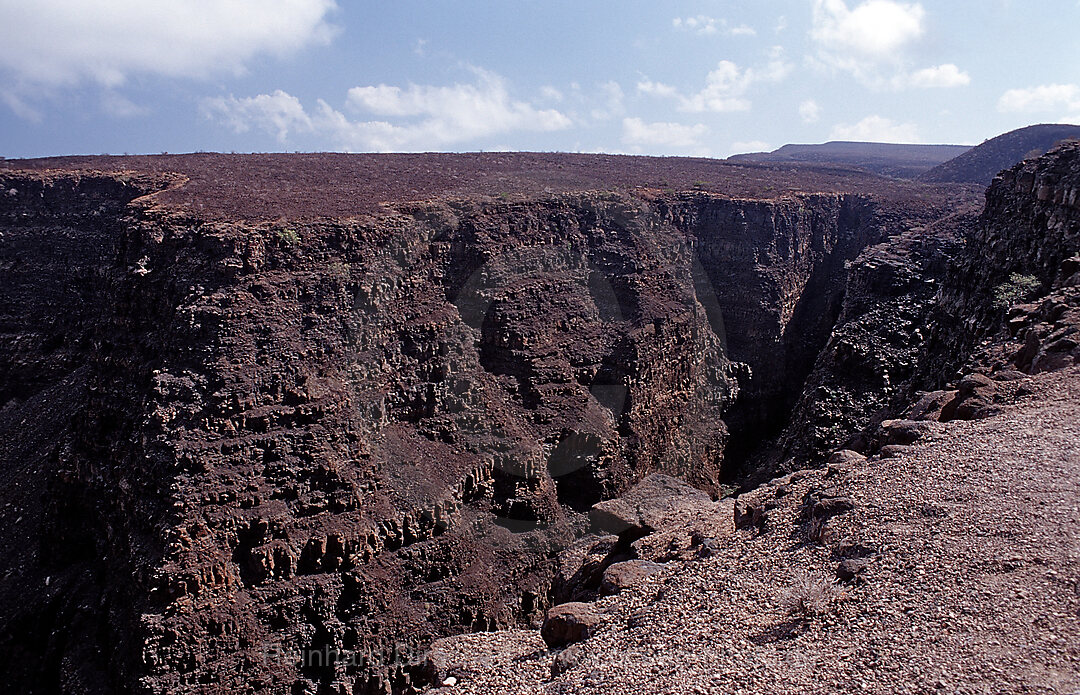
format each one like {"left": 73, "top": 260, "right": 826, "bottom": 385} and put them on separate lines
{"left": 0, "top": 151, "right": 1002, "bottom": 695}
{"left": 921, "top": 140, "right": 1080, "bottom": 390}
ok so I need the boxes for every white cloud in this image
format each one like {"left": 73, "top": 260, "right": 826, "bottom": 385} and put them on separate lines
{"left": 202, "top": 90, "right": 313, "bottom": 142}
{"left": 0, "top": 0, "right": 338, "bottom": 88}
{"left": 622, "top": 117, "right": 709, "bottom": 151}
{"left": 673, "top": 15, "right": 756, "bottom": 37}
{"left": 730, "top": 140, "right": 772, "bottom": 155}
{"left": 810, "top": 0, "right": 938, "bottom": 87}
{"left": 589, "top": 81, "right": 625, "bottom": 121}
{"left": 998, "top": 84, "right": 1080, "bottom": 116}
{"left": 203, "top": 69, "right": 573, "bottom": 151}
{"left": 899, "top": 63, "right": 971, "bottom": 88}
{"left": 0, "top": 89, "right": 42, "bottom": 122}
{"left": 673, "top": 15, "right": 720, "bottom": 36}
{"left": 811, "top": 0, "right": 925, "bottom": 60}
{"left": 100, "top": 91, "right": 149, "bottom": 119}
{"left": 829, "top": 115, "right": 921, "bottom": 142}
{"left": 539, "top": 86, "right": 565, "bottom": 103}
{"left": 799, "top": 99, "right": 822, "bottom": 123}
{"left": 638, "top": 48, "right": 791, "bottom": 113}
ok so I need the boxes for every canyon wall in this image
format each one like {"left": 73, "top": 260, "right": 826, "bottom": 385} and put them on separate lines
{"left": 0, "top": 170, "right": 952, "bottom": 693}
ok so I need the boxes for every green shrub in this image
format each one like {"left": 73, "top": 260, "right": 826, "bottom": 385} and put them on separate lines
{"left": 275, "top": 227, "right": 301, "bottom": 247}
{"left": 993, "top": 273, "right": 1040, "bottom": 309}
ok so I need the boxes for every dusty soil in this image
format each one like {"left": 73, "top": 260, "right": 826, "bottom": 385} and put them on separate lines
{"left": 426, "top": 366, "right": 1080, "bottom": 695}
{"left": 0, "top": 152, "right": 977, "bottom": 221}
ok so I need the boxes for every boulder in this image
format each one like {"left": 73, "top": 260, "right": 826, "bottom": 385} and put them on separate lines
{"left": 589, "top": 474, "right": 715, "bottom": 536}
{"left": 599, "top": 560, "right": 663, "bottom": 595}
{"left": 541, "top": 603, "right": 602, "bottom": 648}
{"left": 904, "top": 390, "right": 957, "bottom": 421}
{"left": 879, "top": 419, "right": 932, "bottom": 445}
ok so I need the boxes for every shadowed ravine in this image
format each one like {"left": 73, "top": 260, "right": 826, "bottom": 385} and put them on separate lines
{"left": 1, "top": 143, "right": 1077, "bottom": 694}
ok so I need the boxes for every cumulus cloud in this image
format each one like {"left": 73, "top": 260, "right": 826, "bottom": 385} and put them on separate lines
{"left": 203, "top": 69, "right": 573, "bottom": 151}
{"left": 0, "top": 0, "right": 338, "bottom": 88}
{"left": 799, "top": 99, "right": 822, "bottom": 123}
{"left": 622, "top": 117, "right": 708, "bottom": 151}
{"left": 898, "top": 63, "right": 971, "bottom": 88}
{"left": 638, "top": 48, "right": 791, "bottom": 113}
{"left": 202, "top": 90, "right": 313, "bottom": 142}
{"left": 673, "top": 15, "right": 756, "bottom": 37}
{"left": 811, "top": 0, "right": 925, "bottom": 62}
{"left": 829, "top": 115, "right": 921, "bottom": 142}
{"left": 998, "top": 84, "right": 1080, "bottom": 121}
{"left": 809, "top": 0, "right": 968, "bottom": 90}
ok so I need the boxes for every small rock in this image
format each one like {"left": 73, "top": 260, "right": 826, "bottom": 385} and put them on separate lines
{"left": 541, "top": 603, "right": 602, "bottom": 647}
{"left": 813, "top": 496, "right": 856, "bottom": 517}
{"left": 879, "top": 444, "right": 909, "bottom": 458}
{"left": 837, "top": 557, "right": 872, "bottom": 582}
{"left": 695, "top": 537, "right": 722, "bottom": 558}
{"left": 551, "top": 645, "right": 582, "bottom": 677}
{"left": 441, "top": 676, "right": 458, "bottom": 687}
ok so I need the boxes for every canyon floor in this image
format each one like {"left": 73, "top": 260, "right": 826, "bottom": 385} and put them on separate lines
{"left": 425, "top": 365, "right": 1080, "bottom": 695}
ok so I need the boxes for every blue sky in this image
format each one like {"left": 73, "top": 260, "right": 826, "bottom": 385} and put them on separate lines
{"left": 1, "top": 0, "right": 1078, "bottom": 158}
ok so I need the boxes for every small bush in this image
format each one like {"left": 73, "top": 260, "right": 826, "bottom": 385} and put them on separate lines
{"left": 993, "top": 273, "right": 1040, "bottom": 309}
{"left": 783, "top": 569, "right": 840, "bottom": 618}
{"left": 275, "top": 227, "right": 301, "bottom": 247}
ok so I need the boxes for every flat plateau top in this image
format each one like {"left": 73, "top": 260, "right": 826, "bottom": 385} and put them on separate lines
{"left": 0, "top": 152, "right": 971, "bottom": 221}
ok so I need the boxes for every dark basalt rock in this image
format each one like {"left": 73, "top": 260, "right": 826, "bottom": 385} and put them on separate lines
{"left": 0, "top": 140, "right": 1077, "bottom": 694}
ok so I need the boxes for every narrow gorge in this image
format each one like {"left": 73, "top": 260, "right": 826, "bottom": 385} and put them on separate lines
{"left": 1, "top": 143, "right": 1076, "bottom": 694}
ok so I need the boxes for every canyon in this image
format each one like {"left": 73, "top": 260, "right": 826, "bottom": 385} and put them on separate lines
{"left": 0, "top": 138, "right": 1077, "bottom": 694}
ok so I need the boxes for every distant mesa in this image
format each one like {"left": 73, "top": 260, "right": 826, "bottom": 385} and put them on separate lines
{"left": 918, "top": 123, "right": 1080, "bottom": 186}
{"left": 727, "top": 141, "right": 972, "bottom": 180}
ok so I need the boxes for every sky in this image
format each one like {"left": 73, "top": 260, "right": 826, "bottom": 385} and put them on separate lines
{"left": 1, "top": 0, "right": 1079, "bottom": 159}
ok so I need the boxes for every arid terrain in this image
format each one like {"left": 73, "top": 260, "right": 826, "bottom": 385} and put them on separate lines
{"left": 0, "top": 134, "right": 1078, "bottom": 695}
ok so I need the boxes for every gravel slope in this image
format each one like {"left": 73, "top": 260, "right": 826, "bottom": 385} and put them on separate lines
{"left": 424, "top": 366, "right": 1080, "bottom": 695}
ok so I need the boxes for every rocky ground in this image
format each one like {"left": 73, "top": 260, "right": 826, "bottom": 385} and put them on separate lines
{"left": 423, "top": 365, "right": 1080, "bottom": 695}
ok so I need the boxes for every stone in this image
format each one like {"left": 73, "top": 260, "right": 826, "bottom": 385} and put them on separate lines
{"left": 589, "top": 474, "right": 715, "bottom": 536}
{"left": 600, "top": 560, "right": 664, "bottom": 595}
{"left": 880, "top": 419, "right": 932, "bottom": 445}
{"left": 837, "top": 557, "right": 872, "bottom": 582}
{"left": 551, "top": 645, "right": 582, "bottom": 677}
{"left": 957, "top": 373, "right": 995, "bottom": 397}
{"left": 904, "top": 390, "right": 958, "bottom": 421}
{"left": 879, "top": 444, "right": 909, "bottom": 458}
{"left": 541, "top": 603, "right": 602, "bottom": 648}
{"left": 812, "top": 496, "right": 856, "bottom": 518}
{"left": 828, "top": 450, "right": 867, "bottom": 466}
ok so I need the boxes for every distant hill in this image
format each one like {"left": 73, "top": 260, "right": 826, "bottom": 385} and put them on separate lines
{"left": 919, "top": 124, "right": 1080, "bottom": 185}
{"left": 728, "top": 141, "right": 971, "bottom": 179}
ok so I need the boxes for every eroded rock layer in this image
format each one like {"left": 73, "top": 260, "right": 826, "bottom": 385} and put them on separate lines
{"left": 0, "top": 157, "right": 970, "bottom": 694}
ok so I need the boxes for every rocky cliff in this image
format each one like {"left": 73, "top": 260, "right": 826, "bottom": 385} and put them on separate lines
{"left": 0, "top": 155, "right": 980, "bottom": 694}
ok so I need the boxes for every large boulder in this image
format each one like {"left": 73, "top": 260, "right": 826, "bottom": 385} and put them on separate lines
{"left": 599, "top": 560, "right": 664, "bottom": 596}
{"left": 541, "top": 603, "right": 603, "bottom": 648}
{"left": 589, "top": 474, "right": 727, "bottom": 536}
